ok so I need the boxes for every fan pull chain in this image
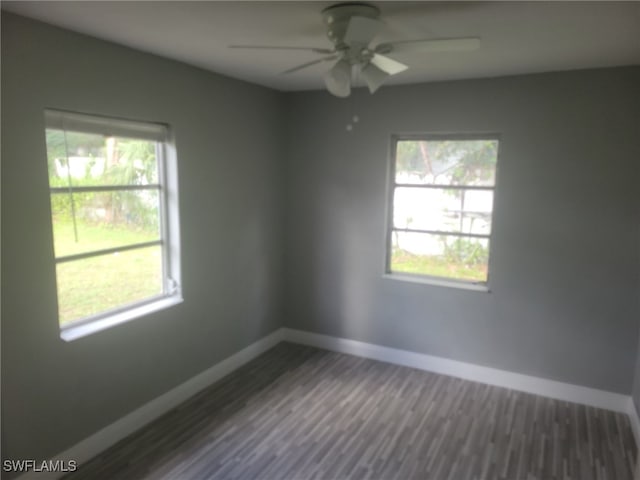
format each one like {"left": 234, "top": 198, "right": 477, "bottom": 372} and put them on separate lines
{"left": 346, "top": 74, "right": 360, "bottom": 132}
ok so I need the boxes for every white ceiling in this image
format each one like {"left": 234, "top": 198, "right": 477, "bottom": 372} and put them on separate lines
{"left": 3, "top": 1, "right": 640, "bottom": 92}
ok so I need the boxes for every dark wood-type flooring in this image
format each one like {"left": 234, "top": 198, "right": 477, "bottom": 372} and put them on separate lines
{"left": 65, "top": 343, "right": 637, "bottom": 479}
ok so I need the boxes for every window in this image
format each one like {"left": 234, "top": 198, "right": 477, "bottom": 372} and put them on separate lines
{"left": 387, "top": 136, "right": 499, "bottom": 288}
{"left": 44, "top": 110, "right": 182, "bottom": 340}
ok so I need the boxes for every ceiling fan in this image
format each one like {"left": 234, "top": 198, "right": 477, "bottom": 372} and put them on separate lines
{"left": 230, "top": 2, "right": 480, "bottom": 98}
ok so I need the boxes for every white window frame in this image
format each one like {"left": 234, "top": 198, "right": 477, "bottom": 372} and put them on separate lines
{"left": 44, "top": 109, "right": 182, "bottom": 341}
{"left": 385, "top": 134, "right": 500, "bottom": 291}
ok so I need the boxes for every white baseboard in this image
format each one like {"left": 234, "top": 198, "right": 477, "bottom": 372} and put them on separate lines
{"left": 282, "top": 328, "right": 631, "bottom": 414}
{"left": 17, "top": 328, "right": 285, "bottom": 480}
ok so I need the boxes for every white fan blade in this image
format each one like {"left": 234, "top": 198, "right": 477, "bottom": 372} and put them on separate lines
{"left": 377, "top": 37, "right": 481, "bottom": 55}
{"left": 361, "top": 63, "right": 389, "bottom": 94}
{"left": 281, "top": 55, "right": 338, "bottom": 75}
{"left": 230, "top": 45, "right": 334, "bottom": 55}
{"left": 370, "top": 54, "right": 408, "bottom": 75}
{"left": 344, "top": 16, "right": 382, "bottom": 46}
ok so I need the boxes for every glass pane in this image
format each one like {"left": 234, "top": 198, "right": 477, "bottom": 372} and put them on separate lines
{"left": 56, "top": 246, "right": 164, "bottom": 325}
{"left": 393, "top": 187, "right": 493, "bottom": 234}
{"left": 46, "top": 129, "right": 158, "bottom": 186}
{"left": 390, "top": 232, "right": 489, "bottom": 282}
{"left": 395, "top": 139, "right": 498, "bottom": 186}
{"left": 51, "top": 190, "right": 160, "bottom": 257}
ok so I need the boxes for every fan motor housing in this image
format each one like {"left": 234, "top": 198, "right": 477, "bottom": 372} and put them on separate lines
{"left": 322, "top": 2, "right": 380, "bottom": 47}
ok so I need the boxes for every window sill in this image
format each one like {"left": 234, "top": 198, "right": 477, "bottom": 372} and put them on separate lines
{"left": 60, "top": 295, "right": 183, "bottom": 342}
{"left": 383, "top": 273, "right": 490, "bottom": 292}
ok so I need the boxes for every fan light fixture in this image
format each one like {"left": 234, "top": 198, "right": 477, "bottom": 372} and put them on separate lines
{"left": 324, "top": 60, "right": 352, "bottom": 97}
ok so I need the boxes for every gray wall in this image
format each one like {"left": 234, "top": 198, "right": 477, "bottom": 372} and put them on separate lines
{"left": 1, "top": 13, "right": 286, "bottom": 462}
{"left": 284, "top": 67, "right": 640, "bottom": 394}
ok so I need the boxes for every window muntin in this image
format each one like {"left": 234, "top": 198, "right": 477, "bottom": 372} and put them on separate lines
{"left": 44, "top": 110, "right": 181, "bottom": 334}
{"left": 388, "top": 137, "right": 499, "bottom": 286}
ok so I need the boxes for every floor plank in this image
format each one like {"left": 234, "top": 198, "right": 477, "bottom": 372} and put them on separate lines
{"left": 64, "top": 343, "right": 637, "bottom": 480}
